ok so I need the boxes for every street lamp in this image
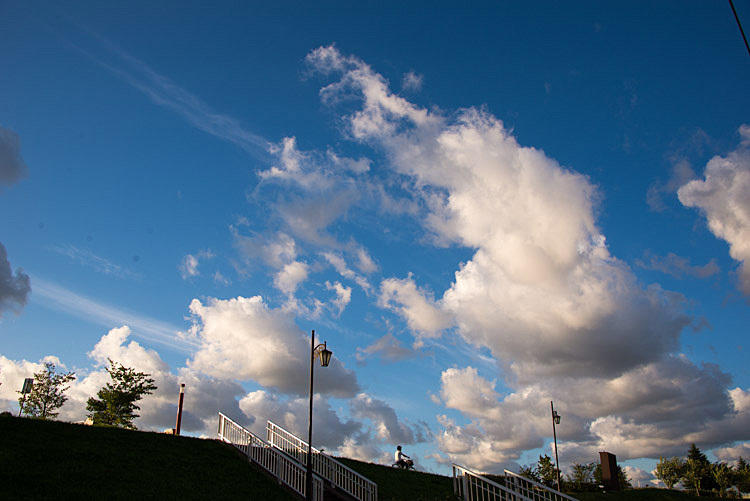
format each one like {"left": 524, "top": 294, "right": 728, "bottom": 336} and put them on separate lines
{"left": 551, "top": 401, "right": 562, "bottom": 492}
{"left": 306, "top": 329, "right": 332, "bottom": 501}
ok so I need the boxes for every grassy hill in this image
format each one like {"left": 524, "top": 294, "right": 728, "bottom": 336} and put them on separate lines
{"left": 0, "top": 414, "right": 296, "bottom": 500}
{"left": 1, "top": 414, "right": 733, "bottom": 501}
{"left": 0, "top": 414, "right": 456, "bottom": 500}
{"left": 336, "top": 457, "right": 455, "bottom": 500}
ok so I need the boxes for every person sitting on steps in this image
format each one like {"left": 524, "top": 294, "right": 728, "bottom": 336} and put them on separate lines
{"left": 394, "top": 445, "right": 413, "bottom": 469}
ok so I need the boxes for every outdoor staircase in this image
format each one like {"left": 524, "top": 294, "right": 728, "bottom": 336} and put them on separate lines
{"left": 218, "top": 413, "right": 377, "bottom": 501}
{"left": 452, "top": 464, "right": 580, "bottom": 501}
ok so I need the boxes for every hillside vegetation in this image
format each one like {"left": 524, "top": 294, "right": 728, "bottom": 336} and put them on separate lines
{"left": 337, "top": 457, "right": 455, "bottom": 500}
{"left": 0, "top": 414, "right": 295, "bottom": 500}
{"left": 1, "top": 414, "right": 732, "bottom": 501}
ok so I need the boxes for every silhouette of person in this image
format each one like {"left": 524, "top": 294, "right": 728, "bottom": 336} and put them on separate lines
{"left": 394, "top": 445, "right": 411, "bottom": 468}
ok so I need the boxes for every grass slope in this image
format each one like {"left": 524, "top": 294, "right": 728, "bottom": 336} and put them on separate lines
{"left": 337, "top": 457, "right": 456, "bottom": 501}
{"left": 0, "top": 414, "right": 296, "bottom": 500}
{"left": 575, "top": 489, "right": 725, "bottom": 501}
{"left": 1, "top": 415, "right": 732, "bottom": 501}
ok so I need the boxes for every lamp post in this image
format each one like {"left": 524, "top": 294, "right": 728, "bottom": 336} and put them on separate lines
{"left": 551, "top": 401, "right": 562, "bottom": 492}
{"left": 306, "top": 329, "right": 332, "bottom": 501}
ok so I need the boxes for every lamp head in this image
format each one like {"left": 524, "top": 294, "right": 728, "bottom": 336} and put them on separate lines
{"left": 553, "top": 411, "right": 561, "bottom": 424}
{"left": 319, "top": 342, "right": 333, "bottom": 367}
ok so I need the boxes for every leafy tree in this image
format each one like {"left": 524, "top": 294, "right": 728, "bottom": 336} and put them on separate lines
{"left": 735, "top": 457, "right": 750, "bottom": 494}
{"left": 86, "top": 359, "right": 157, "bottom": 429}
{"left": 692, "top": 444, "right": 718, "bottom": 491}
{"left": 655, "top": 456, "right": 685, "bottom": 489}
{"left": 537, "top": 454, "right": 561, "bottom": 488}
{"left": 685, "top": 457, "right": 710, "bottom": 496}
{"left": 518, "top": 465, "right": 541, "bottom": 483}
{"left": 17, "top": 362, "right": 76, "bottom": 419}
{"left": 688, "top": 443, "right": 709, "bottom": 462}
{"left": 567, "top": 462, "right": 597, "bottom": 491}
{"left": 712, "top": 462, "right": 734, "bottom": 497}
{"left": 685, "top": 443, "right": 716, "bottom": 495}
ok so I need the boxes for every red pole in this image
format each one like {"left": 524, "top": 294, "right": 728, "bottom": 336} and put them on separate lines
{"left": 175, "top": 383, "right": 185, "bottom": 435}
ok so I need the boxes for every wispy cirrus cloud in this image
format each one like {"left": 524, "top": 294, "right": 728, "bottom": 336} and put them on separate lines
{"left": 71, "top": 30, "right": 271, "bottom": 160}
{"left": 50, "top": 244, "right": 141, "bottom": 280}
{"left": 32, "top": 276, "right": 195, "bottom": 351}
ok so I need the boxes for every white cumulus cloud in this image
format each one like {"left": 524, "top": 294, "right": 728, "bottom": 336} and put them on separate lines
{"left": 305, "top": 45, "right": 747, "bottom": 470}
{"left": 378, "top": 275, "right": 452, "bottom": 345}
{"left": 187, "top": 295, "right": 359, "bottom": 398}
{"left": 678, "top": 125, "right": 750, "bottom": 295}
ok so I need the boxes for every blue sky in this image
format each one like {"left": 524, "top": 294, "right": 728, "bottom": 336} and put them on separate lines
{"left": 1, "top": 0, "right": 749, "bottom": 483}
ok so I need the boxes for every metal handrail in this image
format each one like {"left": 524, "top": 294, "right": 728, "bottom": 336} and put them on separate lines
{"left": 453, "top": 463, "right": 531, "bottom": 501}
{"left": 503, "top": 469, "right": 579, "bottom": 501}
{"left": 453, "top": 464, "right": 579, "bottom": 501}
{"left": 267, "top": 420, "right": 378, "bottom": 501}
{"left": 218, "top": 413, "right": 323, "bottom": 501}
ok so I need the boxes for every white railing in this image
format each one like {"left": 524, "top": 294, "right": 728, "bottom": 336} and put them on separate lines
{"left": 453, "top": 463, "right": 530, "bottom": 501}
{"left": 267, "top": 420, "right": 378, "bottom": 501}
{"left": 218, "top": 413, "right": 324, "bottom": 501}
{"left": 453, "top": 464, "right": 579, "bottom": 501}
{"left": 503, "top": 469, "right": 579, "bottom": 501}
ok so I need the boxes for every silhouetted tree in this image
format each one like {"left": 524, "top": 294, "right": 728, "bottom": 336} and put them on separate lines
{"left": 712, "top": 462, "right": 734, "bottom": 497}
{"left": 518, "top": 464, "right": 541, "bottom": 483}
{"left": 735, "top": 457, "right": 750, "bottom": 494}
{"left": 537, "top": 454, "right": 561, "bottom": 488}
{"left": 567, "top": 462, "right": 597, "bottom": 491}
{"left": 685, "top": 444, "right": 716, "bottom": 495}
{"left": 655, "top": 456, "right": 685, "bottom": 489}
{"left": 17, "top": 362, "right": 75, "bottom": 419}
{"left": 86, "top": 359, "right": 156, "bottom": 429}
{"left": 685, "top": 458, "right": 710, "bottom": 495}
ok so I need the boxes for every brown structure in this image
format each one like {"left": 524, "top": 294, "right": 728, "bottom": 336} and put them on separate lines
{"left": 599, "top": 451, "right": 620, "bottom": 491}
{"left": 175, "top": 383, "right": 185, "bottom": 436}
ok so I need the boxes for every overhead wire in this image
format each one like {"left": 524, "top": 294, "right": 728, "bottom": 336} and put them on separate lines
{"left": 728, "top": 0, "right": 750, "bottom": 56}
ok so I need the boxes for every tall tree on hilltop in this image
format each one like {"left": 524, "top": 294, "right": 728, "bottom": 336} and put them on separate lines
{"left": 567, "top": 462, "right": 597, "bottom": 491}
{"left": 537, "top": 454, "right": 561, "bottom": 489}
{"left": 685, "top": 443, "right": 716, "bottom": 494}
{"left": 711, "top": 462, "right": 734, "bottom": 497}
{"left": 655, "top": 456, "right": 685, "bottom": 489}
{"left": 17, "top": 362, "right": 76, "bottom": 419}
{"left": 684, "top": 458, "right": 706, "bottom": 496}
{"left": 736, "top": 457, "right": 750, "bottom": 494}
{"left": 518, "top": 464, "right": 541, "bottom": 483}
{"left": 86, "top": 359, "right": 157, "bottom": 429}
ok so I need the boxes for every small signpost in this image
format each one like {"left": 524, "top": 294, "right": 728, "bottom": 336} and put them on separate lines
{"left": 19, "top": 378, "right": 34, "bottom": 416}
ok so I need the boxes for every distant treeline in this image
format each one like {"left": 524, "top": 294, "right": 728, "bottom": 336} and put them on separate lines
{"left": 519, "top": 445, "right": 750, "bottom": 497}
